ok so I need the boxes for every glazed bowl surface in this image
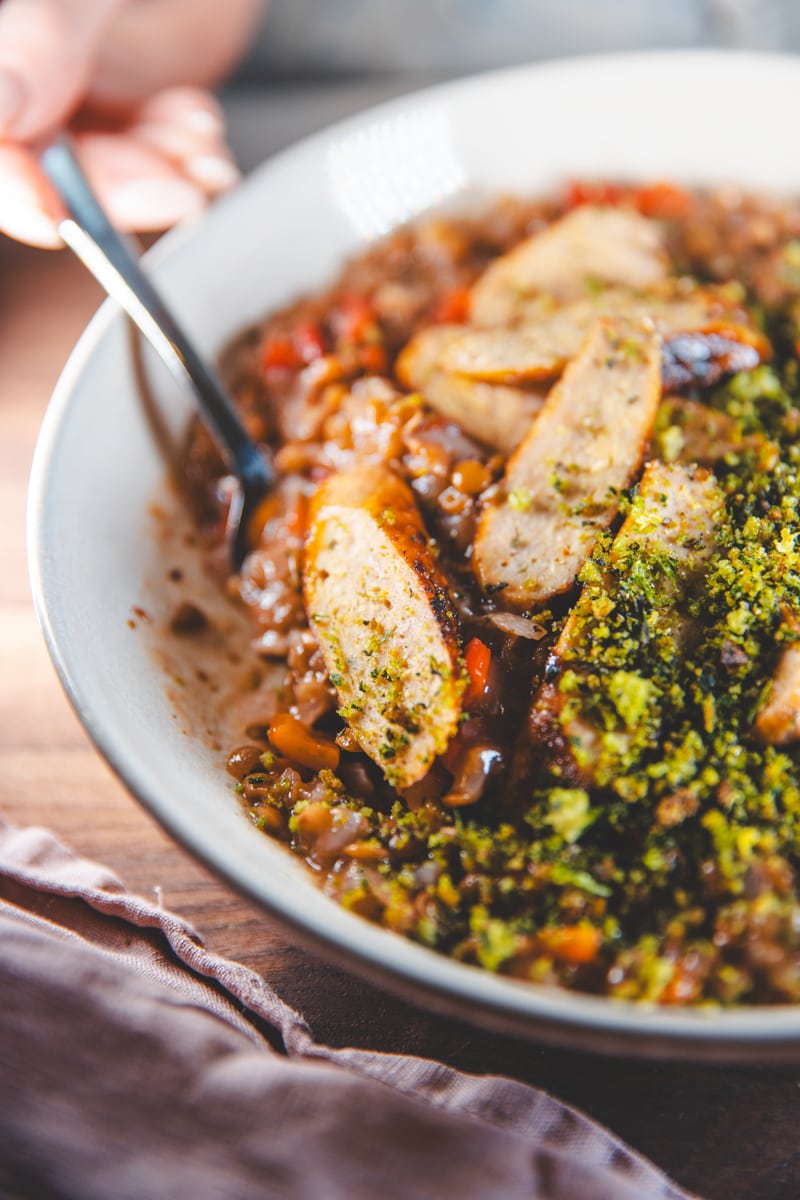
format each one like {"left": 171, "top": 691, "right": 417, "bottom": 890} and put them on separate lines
{"left": 30, "top": 51, "right": 800, "bottom": 1059}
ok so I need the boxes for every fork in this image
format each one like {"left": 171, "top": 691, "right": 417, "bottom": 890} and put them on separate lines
{"left": 40, "top": 135, "right": 275, "bottom": 571}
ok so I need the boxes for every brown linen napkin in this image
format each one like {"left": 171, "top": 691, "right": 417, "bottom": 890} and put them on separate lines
{"left": 0, "top": 820, "right": 698, "bottom": 1200}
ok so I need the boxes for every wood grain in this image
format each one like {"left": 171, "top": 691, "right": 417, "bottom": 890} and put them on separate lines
{"left": 2, "top": 234, "right": 799, "bottom": 1200}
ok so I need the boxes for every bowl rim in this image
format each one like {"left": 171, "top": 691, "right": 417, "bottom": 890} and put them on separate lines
{"left": 28, "top": 47, "right": 800, "bottom": 1061}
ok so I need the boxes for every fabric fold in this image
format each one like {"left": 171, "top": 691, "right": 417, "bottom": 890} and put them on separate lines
{"left": 0, "top": 820, "right": 697, "bottom": 1200}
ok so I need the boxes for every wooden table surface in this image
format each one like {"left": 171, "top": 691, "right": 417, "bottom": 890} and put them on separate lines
{"left": 3, "top": 231, "right": 800, "bottom": 1200}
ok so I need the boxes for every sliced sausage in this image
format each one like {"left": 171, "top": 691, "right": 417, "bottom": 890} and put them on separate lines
{"left": 441, "top": 290, "right": 768, "bottom": 388}
{"left": 471, "top": 206, "right": 668, "bottom": 327}
{"left": 755, "top": 616, "right": 800, "bottom": 746}
{"left": 655, "top": 396, "right": 777, "bottom": 468}
{"left": 440, "top": 289, "right": 713, "bottom": 384}
{"left": 473, "top": 320, "right": 662, "bottom": 610}
{"left": 610, "top": 459, "right": 726, "bottom": 569}
{"left": 529, "top": 461, "right": 725, "bottom": 786}
{"left": 396, "top": 325, "right": 543, "bottom": 454}
{"left": 303, "top": 464, "right": 466, "bottom": 787}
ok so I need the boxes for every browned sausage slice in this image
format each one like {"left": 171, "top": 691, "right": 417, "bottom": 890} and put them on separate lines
{"left": 654, "top": 396, "right": 777, "bottom": 469}
{"left": 610, "top": 459, "right": 725, "bottom": 569}
{"left": 303, "top": 464, "right": 466, "bottom": 787}
{"left": 441, "top": 290, "right": 712, "bottom": 384}
{"left": 755, "top": 615, "right": 800, "bottom": 746}
{"left": 470, "top": 206, "right": 668, "bottom": 326}
{"left": 396, "top": 325, "right": 543, "bottom": 454}
{"left": 473, "top": 320, "right": 662, "bottom": 610}
{"left": 528, "top": 461, "right": 725, "bottom": 787}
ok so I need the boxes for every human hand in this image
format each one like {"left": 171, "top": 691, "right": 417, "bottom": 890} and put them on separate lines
{"left": 0, "top": 0, "right": 263, "bottom": 248}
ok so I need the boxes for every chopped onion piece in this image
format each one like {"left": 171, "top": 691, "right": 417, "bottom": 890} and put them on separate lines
{"left": 443, "top": 745, "right": 504, "bottom": 807}
{"left": 485, "top": 612, "right": 548, "bottom": 640}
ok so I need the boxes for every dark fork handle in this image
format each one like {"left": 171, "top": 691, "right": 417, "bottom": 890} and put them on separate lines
{"left": 40, "top": 136, "right": 274, "bottom": 567}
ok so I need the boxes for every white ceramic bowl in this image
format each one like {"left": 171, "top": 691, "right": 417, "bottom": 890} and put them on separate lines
{"left": 29, "top": 51, "right": 800, "bottom": 1060}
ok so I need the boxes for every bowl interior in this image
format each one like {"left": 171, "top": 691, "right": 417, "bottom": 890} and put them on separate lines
{"left": 30, "top": 50, "right": 800, "bottom": 1060}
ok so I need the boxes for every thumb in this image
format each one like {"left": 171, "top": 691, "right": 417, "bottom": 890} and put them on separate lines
{"left": 0, "top": 0, "right": 124, "bottom": 141}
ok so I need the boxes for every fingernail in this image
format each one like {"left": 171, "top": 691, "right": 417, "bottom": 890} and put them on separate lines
{"left": 0, "top": 67, "right": 25, "bottom": 134}
{"left": 174, "top": 107, "right": 226, "bottom": 138}
{"left": 186, "top": 154, "right": 240, "bottom": 193}
{"left": 0, "top": 201, "right": 62, "bottom": 249}
{"left": 108, "top": 177, "right": 206, "bottom": 230}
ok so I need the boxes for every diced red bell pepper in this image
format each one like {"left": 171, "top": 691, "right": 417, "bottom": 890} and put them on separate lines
{"left": 336, "top": 292, "right": 377, "bottom": 342}
{"left": 294, "top": 321, "right": 326, "bottom": 364}
{"left": 357, "top": 342, "right": 388, "bottom": 374}
{"left": 463, "top": 637, "right": 491, "bottom": 708}
{"left": 260, "top": 331, "right": 300, "bottom": 372}
{"left": 260, "top": 322, "right": 326, "bottom": 374}
{"left": 431, "top": 286, "right": 472, "bottom": 324}
{"left": 632, "top": 181, "right": 691, "bottom": 220}
{"left": 565, "top": 180, "right": 622, "bottom": 209}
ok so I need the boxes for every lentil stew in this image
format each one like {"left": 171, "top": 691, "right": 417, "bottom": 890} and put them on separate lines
{"left": 181, "top": 182, "right": 800, "bottom": 1005}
